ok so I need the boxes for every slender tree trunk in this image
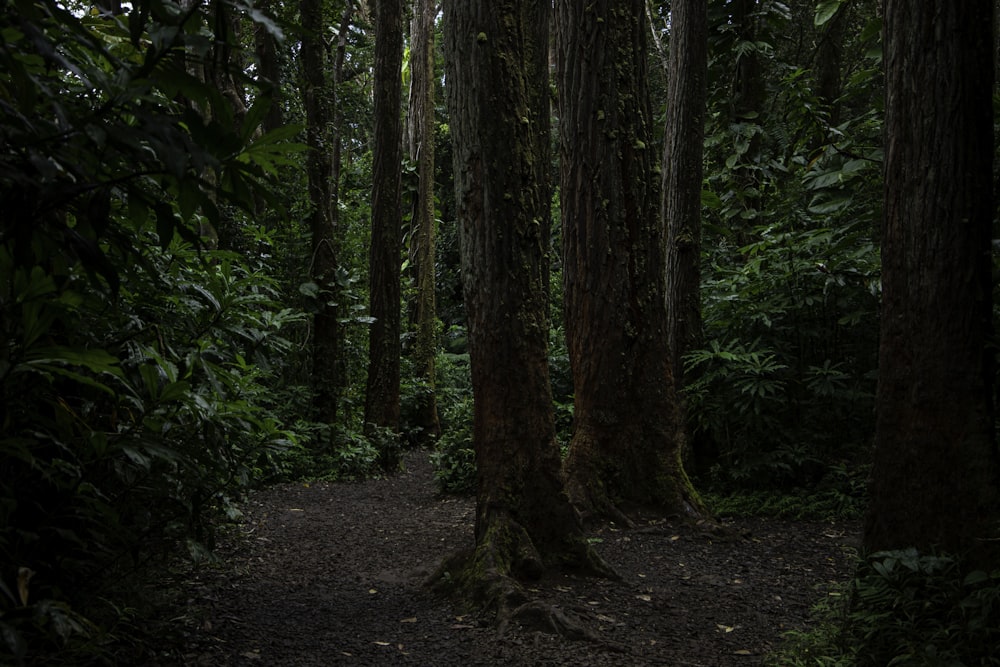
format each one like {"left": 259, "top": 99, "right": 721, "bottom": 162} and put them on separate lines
{"left": 364, "top": 0, "right": 404, "bottom": 464}
{"left": 253, "top": 0, "right": 284, "bottom": 133}
{"left": 556, "top": 0, "right": 706, "bottom": 524}
{"left": 663, "top": 0, "right": 708, "bottom": 389}
{"left": 404, "top": 0, "right": 441, "bottom": 443}
{"left": 731, "top": 0, "right": 764, "bottom": 123}
{"left": 815, "top": 2, "right": 846, "bottom": 125}
{"left": 729, "top": 0, "right": 764, "bottom": 228}
{"left": 439, "top": 0, "right": 611, "bottom": 618}
{"left": 301, "top": 0, "right": 345, "bottom": 424}
{"left": 866, "top": 0, "right": 998, "bottom": 565}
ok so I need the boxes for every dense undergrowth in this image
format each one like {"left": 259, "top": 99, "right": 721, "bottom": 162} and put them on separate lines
{"left": 771, "top": 549, "right": 1000, "bottom": 666}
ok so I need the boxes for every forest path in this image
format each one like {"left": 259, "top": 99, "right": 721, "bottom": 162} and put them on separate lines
{"left": 158, "top": 449, "right": 857, "bottom": 666}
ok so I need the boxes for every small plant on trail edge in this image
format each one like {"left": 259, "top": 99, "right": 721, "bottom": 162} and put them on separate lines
{"left": 431, "top": 396, "right": 476, "bottom": 494}
{"left": 767, "top": 549, "right": 1000, "bottom": 666}
{"left": 429, "top": 347, "right": 477, "bottom": 494}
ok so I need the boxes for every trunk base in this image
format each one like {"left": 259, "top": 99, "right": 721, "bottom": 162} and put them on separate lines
{"left": 427, "top": 510, "right": 619, "bottom": 639}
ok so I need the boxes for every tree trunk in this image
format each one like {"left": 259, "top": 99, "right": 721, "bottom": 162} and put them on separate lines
{"left": 663, "top": 0, "right": 708, "bottom": 390}
{"left": 815, "top": 2, "right": 846, "bottom": 125}
{"left": 439, "top": 0, "right": 611, "bottom": 617}
{"left": 731, "top": 0, "right": 764, "bottom": 123}
{"left": 866, "top": 0, "right": 998, "bottom": 564}
{"left": 404, "top": 0, "right": 441, "bottom": 443}
{"left": 301, "top": 0, "right": 346, "bottom": 424}
{"left": 364, "top": 0, "right": 404, "bottom": 466}
{"left": 555, "top": 0, "right": 706, "bottom": 524}
{"left": 253, "top": 0, "right": 284, "bottom": 133}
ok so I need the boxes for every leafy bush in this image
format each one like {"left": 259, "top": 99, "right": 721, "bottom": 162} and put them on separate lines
{"left": 769, "top": 550, "right": 1000, "bottom": 666}
{"left": 431, "top": 396, "right": 477, "bottom": 494}
{"left": 430, "top": 347, "right": 476, "bottom": 494}
{"left": 0, "top": 2, "right": 306, "bottom": 662}
{"left": 690, "top": 1, "right": 883, "bottom": 491}
{"left": 690, "top": 154, "right": 881, "bottom": 490}
{"left": 706, "top": 463, "right": 867, "bottom": 521}
{"left": 848, "top": 550, "right": 1000, "bottom": 666}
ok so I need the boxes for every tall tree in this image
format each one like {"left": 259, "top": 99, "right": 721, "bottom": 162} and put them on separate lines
{"left": 865, "top": 0, "right": 998, "bottom": 563}
{"left": 301, "top": 0, "right": 346, "bottom": 423}
{"left": 730, "top": 0, "right": 764, "bottom": 124}
{"left": 556, "top": 0, "right": 705, "bottom": 523}
{"left": 814, "top": 1, "right": 847, "bottom": 125}
{"left": 253, "top": 0, "right": 284, "bottom": 134}
{"left": 441, "top": 0, "right": 609, "bottom": 614}
{"left": 404, "top": 0, "right": 441, "bottom": 442}
{"left": 364, "top": 0, "right": 404, "bottom": 459}
{"left": 663, "top": 0, "right": 708, "bottom": 388}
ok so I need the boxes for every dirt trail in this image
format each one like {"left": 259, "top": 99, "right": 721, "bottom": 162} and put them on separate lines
{"left": 156, "top": 449, "right": 857, "bottom": 666}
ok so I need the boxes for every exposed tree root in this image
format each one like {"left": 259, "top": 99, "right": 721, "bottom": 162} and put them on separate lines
{"left": 427, "top": 511, "right": 620, "bottom": 643}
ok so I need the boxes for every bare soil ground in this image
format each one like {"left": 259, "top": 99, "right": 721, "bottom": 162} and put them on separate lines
{"left": 151, "top": 449, "right": 858, "bottom": 666}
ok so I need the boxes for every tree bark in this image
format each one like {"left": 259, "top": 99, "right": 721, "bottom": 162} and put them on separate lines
{"left": 663, "top": 0, "right": 708, "bottom": 390}
{"left": 440, "top": 0, "right": 611, "bottom": 616}
{"left": 866, "top": 0, "right": 998, "bottom": 564}
{"left": 253, "top": 0, "right": 284, "bottom": 133}
{"left": 364, "top": 0, "right": 404, "bottom": 464}
{"left": 301, "top": 0, "right": 346, "bottom": 424}
{"left": 404, "top": 0, "right": 441, "bottom": 443}
{"left": 555, "top": 0, "right": 706, "bottom": 524}
{"left": 731, "top": 0, "right": 764, "bottom": 123}
{"left": 815, "top": 2, "right": 846, "bottom": 125}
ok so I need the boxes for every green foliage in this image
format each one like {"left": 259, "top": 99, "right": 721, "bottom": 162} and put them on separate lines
{"left": 848, "top": 551, "right": 1000, "bottom": 666}
{"left": 0, "top": 1, "right": 309, "bottom": 662}
{"left": 706, "top": 463, "right": 867, "bottom": 521}
{"left": 431, "top": 395, "right": 476, "bottom": 494}
{"left": 430, "top": 345, "right": 476, "bottom": 494}
{"left": 770, "top": 551, "right": 1000, "bottom": 667}
{"left": 284, "top": 422, "right": 382, "bottom": 482}
{"left": 689, "top": 2, "right": 883, "bottom": 490}
{"left": 0, "top": 235, "right": 306, "bottom": 663}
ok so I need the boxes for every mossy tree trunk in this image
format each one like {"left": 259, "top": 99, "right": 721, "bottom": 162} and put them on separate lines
{"left": 555, "top": 0, "right": 706, "bottom": 525}
{"left": 865, "top": 0, "right": 999, "bottom": 565}
{"left": 364, "top": 0, "right": 404, "bottom": 466}
{"left": 301, "top": 0, "right": 345, "bottom": 424}
{"left": 404, "top": 0, "right": 441, "bottom": 444}
{"left": 441, "top": 0, "right": 611, "bottom": 616}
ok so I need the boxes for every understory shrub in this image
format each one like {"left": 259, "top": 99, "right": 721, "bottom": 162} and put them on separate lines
{"left": 769, "top": 549, "right": 1000, "bottom": 666}
{"left": 430, "top": 346, "right": 476, "bottom": 494}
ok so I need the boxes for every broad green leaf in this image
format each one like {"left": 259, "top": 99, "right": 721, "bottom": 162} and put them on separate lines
{"left": 814, "top": 0, "right": 844, "bottom": 27}
{"left": 26, "top": 346, "right": 123, "bottom": 378}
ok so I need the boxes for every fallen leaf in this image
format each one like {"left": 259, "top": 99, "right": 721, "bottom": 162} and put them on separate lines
{"left": 734, "top": 649, "right": 753, "bottom": 656}
{"left": 717, "top": 624, "right": 735, "bottom": 633}
{"left": 450, "top": 624, "right": 475, "bottom": 629}
{"left": 373, "top": 641, "right": 391, "bottom": 646}
{"left": 400, "top": 617, "right": 417, "bottom": 623}
{"left": 368, "top": 588, "right": 378, "bottom": 594}
{"left": 636, "top": 594, "right": 652, "bottom": 602}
